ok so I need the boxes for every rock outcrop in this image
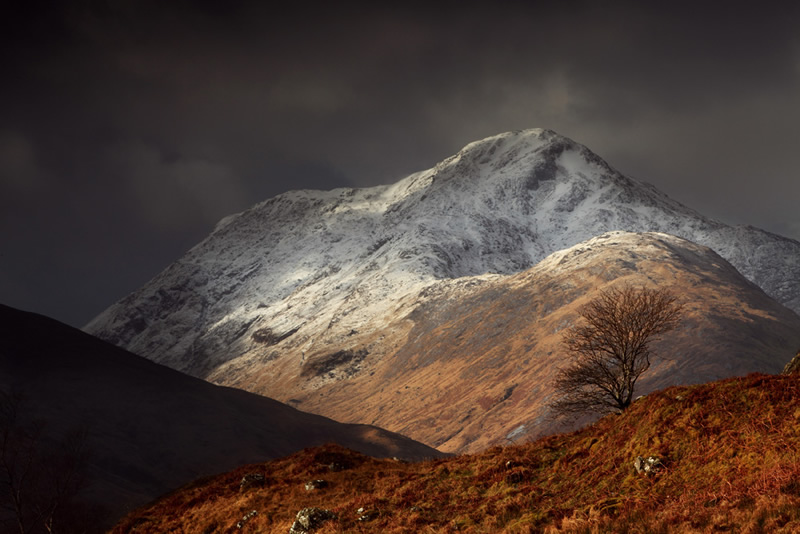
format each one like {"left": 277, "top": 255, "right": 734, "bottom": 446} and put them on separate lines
{"left": 634, "top": 456, "right": 664, "bottom": 476}
{"left": 289, "top": 508, "right": 336, "bottom": 533}
{"left": 783, "top": 351, "right": 800, "bottom": 375}
{"left": 239, "top": 473, "right": 266, "bottom": 492}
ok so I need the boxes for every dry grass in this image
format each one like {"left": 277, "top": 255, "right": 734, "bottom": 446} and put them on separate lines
{"left": 111, "top": 373, "right": 800, "bottom": 533}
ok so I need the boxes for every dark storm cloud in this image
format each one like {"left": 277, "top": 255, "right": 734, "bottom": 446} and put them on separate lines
{"left": 1, "top": 1, "right": 799, "bottom": 326}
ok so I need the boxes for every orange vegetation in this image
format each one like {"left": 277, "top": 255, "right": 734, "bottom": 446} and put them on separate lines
{"left": 112, "top": 373, "right": 800, "bottom": 533}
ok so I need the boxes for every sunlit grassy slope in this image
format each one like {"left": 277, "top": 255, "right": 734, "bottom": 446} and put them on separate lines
{"left": 112, "top": 373, "right": 800, "bottom": 533}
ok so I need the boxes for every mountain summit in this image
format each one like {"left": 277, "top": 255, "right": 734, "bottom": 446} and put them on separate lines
{"left": 87, "top": 128, "right": 800, "bottom": 375}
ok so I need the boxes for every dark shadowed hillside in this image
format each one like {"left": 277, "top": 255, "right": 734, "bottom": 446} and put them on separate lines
{"left": 0, "top": 305, "right": 444, "bottom": 527}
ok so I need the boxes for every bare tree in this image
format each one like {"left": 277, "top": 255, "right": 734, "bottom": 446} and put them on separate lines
{"left": 550, "top": 285, "right": 684, "bottom": 417}
{"left": 0, "top": 393, "right": 95, "bottom": 534}
{"left": 0, "top": 392, "right": 41, "bottom": 534}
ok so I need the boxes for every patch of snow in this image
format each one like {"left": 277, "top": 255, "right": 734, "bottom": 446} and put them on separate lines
{"left": 506, "top": 424, "right": 527, "bottom": 441}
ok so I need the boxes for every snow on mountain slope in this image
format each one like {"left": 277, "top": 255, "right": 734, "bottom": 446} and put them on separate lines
{"left": 85, "top": 129, "right": 800, "bottom": 380}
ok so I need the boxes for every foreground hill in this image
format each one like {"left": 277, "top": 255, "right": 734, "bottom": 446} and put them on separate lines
{"left": 0, "top": 305, "right": 444, "bottom": 526}
{"left": 112, "top": 372, "right": 800, "bottom": 533}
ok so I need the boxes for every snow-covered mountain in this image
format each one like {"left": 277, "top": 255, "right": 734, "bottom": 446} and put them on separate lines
{"left": 86, "top": 128, "right": 800, "bottom": 383}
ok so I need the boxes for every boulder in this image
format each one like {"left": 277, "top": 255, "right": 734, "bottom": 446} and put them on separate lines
{"left": 783, "top": 350, "right": 800, "bottom": 375}
{"left": 304, "top": 479, "right": 329, "bottom": 491}
{"left": 357, "top": 507, "right": 379, "bottom": 522}
{"left": 288, "top": 507, "right": 336, "bottom": 533}
{"left": 634, "top": 456, "right": 663, "bottom": 476}
{"left": 236, "top": 510, "right": 258, "bottom": 529}
{"left": 328, "top": 462, "right": 348, "bottom": 472}
{"left": 239, "top": 473, "right": 266, "bottom": 492}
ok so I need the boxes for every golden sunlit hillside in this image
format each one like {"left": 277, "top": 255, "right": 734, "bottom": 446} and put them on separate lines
{"left": 112, "top": 372, "right": 800, "bottom": 533}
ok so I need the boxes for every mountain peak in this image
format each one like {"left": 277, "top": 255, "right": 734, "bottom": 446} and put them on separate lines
{"left": 429, "top": 128, "right": 593, "bottom": 192}
{"left": 453, "top": 127, "right": 564, "bottom": 157}
{"left": 86, "top": 129, "right": 800, "bottom": 396}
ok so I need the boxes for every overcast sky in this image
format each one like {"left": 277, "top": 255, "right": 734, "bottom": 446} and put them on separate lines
{"left": 2, "top": 1, "right": 799, "bottom": 327}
